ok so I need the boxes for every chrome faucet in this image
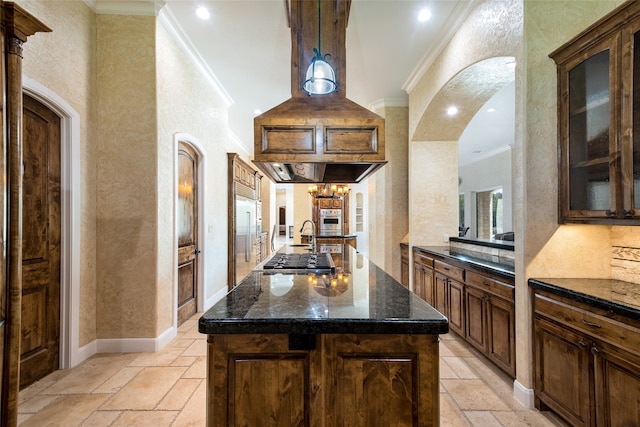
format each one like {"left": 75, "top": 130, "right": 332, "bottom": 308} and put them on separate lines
{"left": 300, "top": 219, "right": 317, "bottom": 253}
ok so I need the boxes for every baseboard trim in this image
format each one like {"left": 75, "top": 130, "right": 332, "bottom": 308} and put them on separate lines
{"left": 73, "top": 326, "right": 177, "bottom": 366}
{"left": 513, "top": 379, "right": 535, "bottom": 408}
{"left": 204, "top": 286, "right": 229, "bottom": 312}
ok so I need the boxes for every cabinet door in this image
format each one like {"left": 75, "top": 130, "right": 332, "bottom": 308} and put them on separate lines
{"left": 448, "top": 279, "right": 465, "bottom": 336}
{"left": 487, "top": 295, "right": 516, "bottom": 378}
{"left": 593, "top": 342, "right": 640, "bottom": 427}
{"left": 558, "top": 36, "right": 620, "bottom": 221}
{"left": 465, "top": 285, "right": 487, "bottom": 352}
{"left": 434, "top": 272, "right": 448, "bottom": 316}
{"left": 207, "top": 334, "right": 320, "bottom": 427}
{"left": 534, "top": 316, "right": 593, "bottom": 427}
{"left": 622, "top": 21, "right": 640, "bottom": 218}
{"left": 423, "top": 267, "right": 435, "bottom": 306}
{"left": 413, "top": 264, "right": 424, "bottom": 296}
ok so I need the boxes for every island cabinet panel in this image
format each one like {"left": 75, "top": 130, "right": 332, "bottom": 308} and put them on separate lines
{"left": 532, "top": 288, "right": 640, "bottom": 427}
{"left": 206, "top": 333, "right": 440, "bottom": 427}
{"left": 324, "top": 334, "right": 440, "bottom": 427}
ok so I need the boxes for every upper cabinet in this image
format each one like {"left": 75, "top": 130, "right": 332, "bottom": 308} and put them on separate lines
{"left": 551, "top": 1, "right": 640, "bottom": 224}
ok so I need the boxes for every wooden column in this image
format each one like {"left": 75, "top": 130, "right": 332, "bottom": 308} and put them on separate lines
{"left": 0, "top": 4, "right": 50, "bottom": 426}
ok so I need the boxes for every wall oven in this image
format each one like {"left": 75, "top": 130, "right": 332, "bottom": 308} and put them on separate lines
{"left": 319, "top": 208, "right": 342, "bottom": 236}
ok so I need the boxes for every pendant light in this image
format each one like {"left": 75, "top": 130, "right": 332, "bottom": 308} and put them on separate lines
{"left": 302, "top": 0, "right": 337, "bottom": 95}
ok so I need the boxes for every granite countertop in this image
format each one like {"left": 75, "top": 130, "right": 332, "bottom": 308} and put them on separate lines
{"left": 199, "top": 245, "right": 448, "bottom": 335}
{"left": 414, "top": 246, "right": 515, "bottom": 279}
{"left": 529, "top": 278, "right": 640, "bottom": 321}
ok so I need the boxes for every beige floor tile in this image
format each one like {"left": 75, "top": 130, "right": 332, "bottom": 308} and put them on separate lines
{"left": 171, "top": 379, "right": 207, "bottom": 427}
{"left": 441, "top": 379, "right": 512, "bottom": 411}
{"left": 464, "top": 410, "right": 503, "bottom": 426}
{"left": 181, "top": 339, "right": 207, "bottom": 357}
{"left": 463, "top": 355, "right": 514, "bottom": 396}
{"left": 79, "top": 410, "right": 122, "bottom": 426}
{"left": 129, "top": 347, "right": 184, "bottom": 367}
{"left": 101, "top": 367, "right": 186, "bottom": 410}
{"left": 170, "top": 356, "right": 197, "bottom": 367}
{"left": 43, "top": 354, "right": 136, "bottom": 395}
{"left": 19, "top": 378, "right": 57, "bottom": 404}
{"left": 18, "top": 394, "right": 61, "bottom": 414}
{"left": 440, "top": 339, "right": 477, "bottom": 358}
{"left": 156, "top": 378, "right": 201, "bottom": 411}
{"left": 440, "top": 393, "right": 471, "bottom": 427}
{"left": 182, "top": 356, "right": 206, "bottom": 378}
{"left": 443, "top": 357, "right": 478, "bottom": 379}
{"left": 440, "top": 358, "right": 458, "bottom": 379}
{"left": 110, "top": 411, "right": 178, "bottom": 426}
{"left": 166, "top": 338, "right": 195, "bottom": 349}
{"left": 92, "top": 366, "right": 144, "bottom": 394}
{"left": 18, "top": 394, "right": 110, "bottom": 426}
{"left": 493, "top": 409, "right": 568, "bottom": 426}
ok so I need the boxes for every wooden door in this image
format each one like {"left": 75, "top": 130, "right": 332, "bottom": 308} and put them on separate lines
{"left": 487, "top": 295, "right": 515, "bottom": 377}
{"left": 465, "top": 285, "right": 487, "bottom": 351}
{"left": 448, "top": 279, "right": 465, "bottom": 336}
{"left": 20, "top": 94, "right": 61, "bottom": 389}
{"left": 177, "top": 143, "right": 198, "bottom": 326}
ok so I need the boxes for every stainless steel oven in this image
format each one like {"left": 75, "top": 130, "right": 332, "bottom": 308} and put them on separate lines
{"left": 319, "top": 208, "right": 342, "bottom": 236}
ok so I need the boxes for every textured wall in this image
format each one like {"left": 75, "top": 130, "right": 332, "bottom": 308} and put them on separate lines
{"left": 18, "top": 0, "right": 98, "bottom": 347}
{"left": 368, "top": 105, "right": 408, "bottom": 281}
{"left": 95, "top": 15, "right": 159, "bottom": 339}
{"left": 156, "top": 21, "right": 231, "bottom": 330}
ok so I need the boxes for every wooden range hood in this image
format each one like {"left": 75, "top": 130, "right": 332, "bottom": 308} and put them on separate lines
{"left": 253, "top": 0, "right": 386, "bottom": 183}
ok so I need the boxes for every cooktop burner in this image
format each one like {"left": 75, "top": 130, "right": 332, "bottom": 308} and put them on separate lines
{"left": 262, "top": 253, "right": 335, "bottom": 273}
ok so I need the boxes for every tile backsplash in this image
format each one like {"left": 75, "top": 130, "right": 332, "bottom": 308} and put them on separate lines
{"left": 612, "top": 246, "right": 640, "bottom": 284}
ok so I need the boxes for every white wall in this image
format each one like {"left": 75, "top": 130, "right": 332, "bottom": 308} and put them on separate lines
{"left": 459, "top": 147, "right": 513, "bottom": 238}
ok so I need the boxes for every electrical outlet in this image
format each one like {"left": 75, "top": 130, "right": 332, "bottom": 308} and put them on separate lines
{"left": 443, "top": 234, "right": 449, "bottom": 242}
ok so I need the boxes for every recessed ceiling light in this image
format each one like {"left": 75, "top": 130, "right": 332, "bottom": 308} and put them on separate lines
{"left": 447, "top": 106, "right": 458, "bottom": 116}
{"left": 487, "top": 107, "right": 496, "bottom": 113}
{"left": 418, "top": 8, "right": 432, "bottom": 22}
{"left": 196, "top": 6, "right": 210, "bottom": 20}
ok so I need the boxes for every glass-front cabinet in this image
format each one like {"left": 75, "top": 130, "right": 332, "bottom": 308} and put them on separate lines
{"left": 551, "top": 2, "right": 640, "bottom": 224}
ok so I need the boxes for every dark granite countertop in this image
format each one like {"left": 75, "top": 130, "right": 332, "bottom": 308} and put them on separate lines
{"left": 199, "top": 245, "right": 448, "bottom": 335}
{"left": 413, "top": 246, "right": 515, "bottom": 280}
{"left": 529, "top": 278, "right": 640, "bottom": 321}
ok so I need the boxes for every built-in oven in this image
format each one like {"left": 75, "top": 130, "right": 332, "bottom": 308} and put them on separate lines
{"left": 319, "top": 208, "right": 342, "bottom": 236}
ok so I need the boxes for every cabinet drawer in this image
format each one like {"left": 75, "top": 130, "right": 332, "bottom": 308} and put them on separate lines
{"left": 434, "top": 260, "right": 464, "bottom": 282}
{"left": 534, "top": 293, "right": 640, "bottom": 357}
{"left": 466, "top": 271, "right": 514, "bottom": 301}
{"left": 413, "top": 250, "right": 434, "bottom": 268}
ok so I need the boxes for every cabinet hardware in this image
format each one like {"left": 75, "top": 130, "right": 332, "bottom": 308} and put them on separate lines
{"left": 591, "top": 345, "right": 600, "bottom": 355}
{"left": 578, "top": 341, "right": 587, "bottom": 349}
{"left": 622, "top": 209, "right": 635, "bottom": 216}
{"left": 482, "top": 281, "right": 490, "bottom": 286}
{"left": 582, "top": 319, "right": 601, "bottom": 328}
{"left": 605, "top": 210, "right": 616, "bottom": 217}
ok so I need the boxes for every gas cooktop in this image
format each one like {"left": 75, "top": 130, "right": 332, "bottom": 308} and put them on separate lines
{"left": 262, "top": 253, "right": 335, "bottom": 274}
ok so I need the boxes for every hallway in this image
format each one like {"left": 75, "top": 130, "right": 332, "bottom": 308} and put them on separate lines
{"left": 18, "top": 314, "right": 566, "bottom": 426}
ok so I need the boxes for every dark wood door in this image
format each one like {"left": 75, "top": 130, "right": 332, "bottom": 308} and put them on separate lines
{"left": 177, "top": 143, "right": 198, "bottom": 326}
{"left": 20, "top": 94, "right": 61, "bottom": 389}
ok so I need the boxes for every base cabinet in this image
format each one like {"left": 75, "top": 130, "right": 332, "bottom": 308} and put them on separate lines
{"left": 412, "top": 247, "right": 515, "bottom": 378}
{"left": 533, "top": 290, "right": 640, "bottom": 427}
{"left": 206, "top": 333, "right": 441, "bottom": 427}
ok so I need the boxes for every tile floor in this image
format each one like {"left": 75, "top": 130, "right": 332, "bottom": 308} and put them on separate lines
{"left": 18, "top": 314, "right": 567, "bottom": 426}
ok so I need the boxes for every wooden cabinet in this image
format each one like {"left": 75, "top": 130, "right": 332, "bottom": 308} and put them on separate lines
{"left": 318, "top": 198, "right": 342, "bottom": 209}
{"left": 400, "top": 244, "right": 409, "bottom": 288}
{"left": 465, "top": 271, "right": 515, "bottom": 377}
{"left": 206, "top": 333, "right": 441, "bottom": 426}
{"left": 411, "top": 247, "right": 516, "bottom": 378}
{"left": 533, "top": 289, "right": 640, "bottom": 426}
{"left": 550, "top": 1, "right": 640, "bottom": 223}
{"left": 434, "top": 260, "right": 465, "bottom": 336}
{"left": 412, "top": 248, "right": 434, "bottom": 303}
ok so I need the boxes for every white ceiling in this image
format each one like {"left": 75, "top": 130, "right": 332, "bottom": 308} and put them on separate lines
{"left": 162, "top": 0, "right": 514, "bottom": 164}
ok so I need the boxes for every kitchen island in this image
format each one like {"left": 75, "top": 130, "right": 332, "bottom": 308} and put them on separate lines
{"left": 199, "top": 245, "right": 448, "bottom": 426}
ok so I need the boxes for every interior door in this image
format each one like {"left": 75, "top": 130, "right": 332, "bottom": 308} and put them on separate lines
{"left": 177, "top": 143, "right": 198, "bottom": 326}
{"left": 20, "top": 94, "right": 61, "bottom": 389}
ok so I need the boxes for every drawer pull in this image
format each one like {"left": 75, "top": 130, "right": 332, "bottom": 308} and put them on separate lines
{"left": 591, "top": 345, "right": 600, "bottom": 355}
{"left": 582, "top": 319, "right": 601, "bottom": 329}
{"left": 578, "top": 341, "right": 587, "bottom": 349}
{"left": 482, "top": 281, "right": 490, "bottom": 286}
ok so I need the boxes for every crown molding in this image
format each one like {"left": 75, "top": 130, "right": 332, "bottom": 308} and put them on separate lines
{"left": 370, "top": 98, "right": 408, "bottom": 112}
{"left": 83, "top": 0, "right": 166, "bottom": 16}
{"left": 402, "top": 0, "right": 478, "bottom": 94}
{"left": 158, "top": 7, "right": 234, "bottom": 108}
